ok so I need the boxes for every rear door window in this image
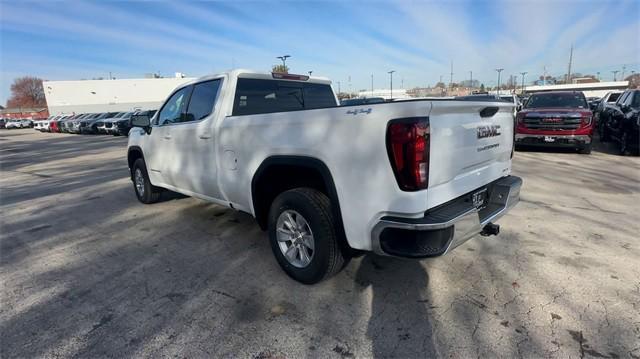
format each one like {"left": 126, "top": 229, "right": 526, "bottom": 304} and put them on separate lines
{"left": 233, "top": 79, "right": 336, "bottom": 116}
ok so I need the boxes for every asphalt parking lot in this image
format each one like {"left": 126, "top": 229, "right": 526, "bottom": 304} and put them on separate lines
{"left": 1, "top": 129, "right": 639, "bottom": 358}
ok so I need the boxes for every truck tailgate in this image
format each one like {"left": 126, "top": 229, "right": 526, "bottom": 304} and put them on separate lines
{"left": 427, "top": 101, "right": 514, "bottom": 208}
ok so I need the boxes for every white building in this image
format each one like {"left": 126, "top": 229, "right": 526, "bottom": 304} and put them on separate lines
{"left": 43, "top": 76, "right": 195, "bottom": 115}
{"left": 522, "top": 81, "right": 629, "bottom": 98}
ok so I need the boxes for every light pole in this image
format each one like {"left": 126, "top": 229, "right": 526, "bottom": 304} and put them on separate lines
{"left": 276, "top": 55, "right": 291, "bottom": 68}
{"left": 520, "top": 72, "right": 528, "bottom": 94}
{"left": 371, "top": 74, "right": 374, "bottom": 96}
{"left": 597, "top": 72, "right": 600, "bottom": 81}
{"left": 388, "top": 70, "right": 395, "bottom": 100}
{"left": 308, "top": 71, "right": 313, "bottom": 76}
{"left": 469, "top": 70, "right": 473, "bottom": 92}
{"left": 612, "top": 70, "right": 619, "bottom": 81}
{"left": 337, "top": 81, "right": 341, "bottom": 95}
{"left": 495, "top": 68, "right": 504, "bottom": 95}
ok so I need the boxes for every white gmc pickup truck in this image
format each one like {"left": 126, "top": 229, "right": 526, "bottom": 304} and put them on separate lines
{"left": 127, "top": 70, "right": 522, "bottom": 284}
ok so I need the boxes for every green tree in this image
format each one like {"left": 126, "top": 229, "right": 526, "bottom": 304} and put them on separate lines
{"left": 272, "top": 64, "right": 289, "bottom": 73}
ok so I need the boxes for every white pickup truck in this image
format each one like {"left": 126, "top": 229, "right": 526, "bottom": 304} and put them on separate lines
{"left": 127, "top": 70, "right": 522, "bottom": 284}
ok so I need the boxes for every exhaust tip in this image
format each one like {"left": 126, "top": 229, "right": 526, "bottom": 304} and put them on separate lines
{"left": 481, "top": 223, "right": 500, "bottom": 237}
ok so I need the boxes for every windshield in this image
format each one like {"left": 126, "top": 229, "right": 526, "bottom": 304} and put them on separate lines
{"left": 525, "top": 93, "right": 587, "bottom": 109}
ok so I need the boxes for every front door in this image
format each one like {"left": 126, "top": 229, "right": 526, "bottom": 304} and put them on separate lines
{"left": 163, "top": 79, "right": 223, "bottom": 199}
{"left": 146, "top": 86, "right": 192, "bottom": 186}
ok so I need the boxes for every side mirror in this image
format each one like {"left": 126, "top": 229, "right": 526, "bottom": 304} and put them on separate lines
{"left": 131, "top": 114, "right": 151, "bottom": 128}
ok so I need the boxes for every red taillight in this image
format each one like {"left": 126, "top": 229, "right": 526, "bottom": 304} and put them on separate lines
{"left": 386, "top": 117, "right": 430, "bottom": 191}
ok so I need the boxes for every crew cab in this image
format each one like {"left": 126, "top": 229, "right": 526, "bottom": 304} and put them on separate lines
{"left": 515, "top": 91, "right": 593, "bottom": 154}
{"left": 599, "top": 89, "right": 640, "bottom": 155}
{"left": 127, "top": 69, "right": 522, "bottom": 284}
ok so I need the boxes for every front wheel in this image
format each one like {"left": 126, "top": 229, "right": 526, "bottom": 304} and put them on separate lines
{"left": 132, "top": 158, "right": 162, "bottom": 204}
{"left": 579, "top": 143, "right": 592, "bottom": 154}
{"left": 268, "top": 188, "right": 349, "bottom": 284}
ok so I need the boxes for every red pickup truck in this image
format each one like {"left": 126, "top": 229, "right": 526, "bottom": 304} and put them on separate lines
{"left": 515, "top": 91, "right": 593, "bottom": 154}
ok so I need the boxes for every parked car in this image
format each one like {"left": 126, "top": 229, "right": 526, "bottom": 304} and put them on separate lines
{"left": 0, "top": 119, "right": 5, "bottom": 129}
{"left": 599, "top": 89, "right": 640, "bottom": 155}
{"left": 111, "top": 111, "right": 142, "bottom": 136}
{"left": 98, "top": 112, "right": 126, "bottom": 134}
{"left": 20, "top": 119, "right": 34, "bottom": 128}
{"left": 594, "top": 91, "right": 623, "bottom": 131}
{"left": 67, "top": 113, "right": 91, "bottom": 133}
{"left": 81, "top": 112, "right": 118, "bottom": 134}
{"left": 587, "top": 97, "right": 601, "bottom": 112}
{"left": 126, "top": 69, "right": 521, "bottom": 284}
{"left": 5, "top": 119, "right": 24, "bottom": 129}
{"left": 515, "top": 91, "right": 593, "bottom": 154}
{"left": 340, "top": 97, "right": 386, "bottom": 106}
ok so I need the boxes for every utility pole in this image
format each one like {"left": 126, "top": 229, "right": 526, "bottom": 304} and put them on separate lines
{"left": 543, "top": 65, "right": 547, "bottom": 85}
{"left": 450, "top": 61, "right": 454, "bottom": 94}
{"left": 276, "top": 55, "right": 291, "bottom": 67}
{"left": 337, "top": 81, "right": 341, "bottom": 95}
{"left": 401, "top": 78, "right": 404, "bottom": 89}
{"left": 371, "top": 74, "right": 374, "bottom": 96}
{"left": 495, "top": 68, "right": 504, "bottom": 95}
{"left": 566, "top": 44, "right": 573, "bottom": 84}
{"left": 612, "top": 70, "right": 619, "bottom": 81}
{"left": 597, "top": 72, "right": 600, "bottom": 81}
{"left": 621, "top": 65, "right": 626, "bottom": 79}
{"left": 520, "top": 72, "right": 528, "bottom": 94}
{"left": 469, "top": 70, "right": 473, "bottom": 94}
{"left": 388, "top": 70, "right": 395, "bottom": 100}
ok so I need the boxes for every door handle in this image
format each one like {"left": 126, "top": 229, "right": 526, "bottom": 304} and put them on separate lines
{"left": 163, "top": 135, "right": 172, "bottom": 140}
{"left": 199, "top": 134, "right": 212, "bottom": 139}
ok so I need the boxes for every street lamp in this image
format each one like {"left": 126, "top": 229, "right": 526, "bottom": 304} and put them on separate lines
{"left": 520, "top": 72, "right": 528, "bottom": 94}
{"left": 388, "top": 70, "right": 395, "bottom": 100}
{"left": 276, "top": 55, "right": 291, "bottom": 67}
{"left": 612, "top": 70, "right": 619, "bottom": 81}
{"left": 308, "top": 71, "right": 313, "bottom": 76}
{"left": 597, "top": 72, "right": 600, "bottom": 81}
{"left": 371, "top": 74, "right": 374, "bottom": 96}
{"left": 495, "top": 68, "right": 504, "bottom": 95}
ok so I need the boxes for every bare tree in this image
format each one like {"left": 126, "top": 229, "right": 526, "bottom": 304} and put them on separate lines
{"left": 6, "top": 76, "right": 47, "bottom": 108}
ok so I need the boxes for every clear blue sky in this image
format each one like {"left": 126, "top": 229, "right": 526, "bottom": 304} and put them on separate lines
{"left": 1, "top": 0, "right": 638, "bottom": 104}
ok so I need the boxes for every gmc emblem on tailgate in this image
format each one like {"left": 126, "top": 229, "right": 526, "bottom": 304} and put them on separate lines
{"left": 477, "top": 125, "right": 501, "bottom": 139}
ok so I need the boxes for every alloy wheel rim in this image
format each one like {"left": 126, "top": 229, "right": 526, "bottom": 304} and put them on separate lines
{"left": 276, "top": 210, "right": 315, "bottom": 268}
{"left": 134, "top": 168, "right": 145, "bottom": 197}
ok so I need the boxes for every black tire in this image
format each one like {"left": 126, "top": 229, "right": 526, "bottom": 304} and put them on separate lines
{"left": 599, "top": 123, "right": 610, "bottom": 142}
{"left": 268, "top": 188, "right": 349, "bottom": 284}
{"left": 619, "top": 131, "right": 631, "bottom": 156}
{"left": 131, "top": 158, "right": 162, "bottom": 204}
{"left": 579, "top": 143, "right": 592, "bottom": 154}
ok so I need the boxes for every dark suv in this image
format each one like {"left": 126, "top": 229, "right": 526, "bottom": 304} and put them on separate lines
{"left": 599, "top": 89, "right": 640, "bottom": 155}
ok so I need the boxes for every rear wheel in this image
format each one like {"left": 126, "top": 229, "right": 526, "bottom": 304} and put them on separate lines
{"left": 619, "top": 131, "right": 631, "bottom": 155}
{"left": 132, "top": 158, "right": 162, "bottom": 204}
{"left": 268, "top": 188, "right": 349, "bottom": 284}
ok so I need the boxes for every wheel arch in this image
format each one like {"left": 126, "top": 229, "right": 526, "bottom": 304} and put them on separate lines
{"left": 127, "top": 146, "right": 144, "bottom": 179}
{"left": 251, "top": 156, "right": 348, "bottom": 247}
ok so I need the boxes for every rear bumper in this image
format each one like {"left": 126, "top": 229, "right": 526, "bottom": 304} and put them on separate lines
{"left": 371, "top": 175, "right": 522, "bottom": 258}
{"left": 515, "top": 134, "right": 591, "bottom": 147}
